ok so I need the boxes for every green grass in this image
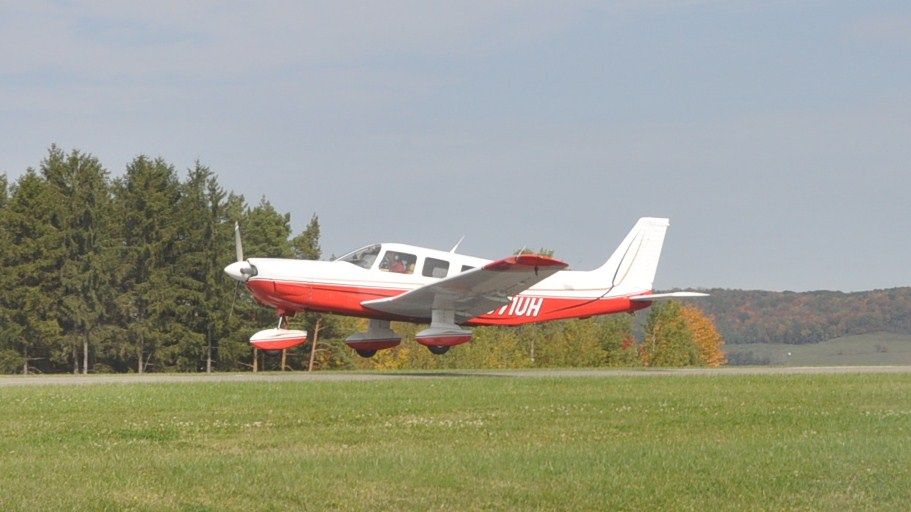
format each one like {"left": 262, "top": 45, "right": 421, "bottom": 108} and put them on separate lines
{"left": 1, "top": 373, "right": 910, "bottom": 511}
{"left": 727, "top": 332, "right": 911, "bottom": 366}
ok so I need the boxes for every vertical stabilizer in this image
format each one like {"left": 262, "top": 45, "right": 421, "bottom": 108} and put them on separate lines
{"left": 595, "top": 217, "right": 669, "bottom": 293}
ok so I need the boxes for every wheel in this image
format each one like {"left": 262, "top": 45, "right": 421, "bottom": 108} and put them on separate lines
{"left": 355, "top": 349, "right": 377, "bottom": 358}
{"left": 428, "top": 345, "right": 450, "bottom": 355}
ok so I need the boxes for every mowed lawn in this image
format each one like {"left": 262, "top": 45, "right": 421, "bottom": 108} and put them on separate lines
{"left": 1, "top": 373, "right": 909, "bottom": 511}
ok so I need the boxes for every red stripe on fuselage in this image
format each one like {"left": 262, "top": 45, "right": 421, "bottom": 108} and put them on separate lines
{"left": 245, "top": 278, "right": 648, "bottom": 325}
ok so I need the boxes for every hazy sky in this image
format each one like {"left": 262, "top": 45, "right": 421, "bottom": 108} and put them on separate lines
{"left": 1, "top": 2, "right": 909, "bottom": 292}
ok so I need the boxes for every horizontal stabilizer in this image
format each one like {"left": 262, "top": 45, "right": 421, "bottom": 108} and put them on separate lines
{"left": 629, "top": 292, "right": 709, "bottom": 302}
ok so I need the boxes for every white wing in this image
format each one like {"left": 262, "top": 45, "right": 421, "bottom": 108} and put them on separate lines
{"left": 362, "top": 255, "right": 568, "bottom": 322}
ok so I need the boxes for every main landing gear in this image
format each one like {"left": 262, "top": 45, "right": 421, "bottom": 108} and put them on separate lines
{"left": 343, "top": 314, "right": 474, "bottom": 358}
{"left": 415, "top": 310, "right": 472, "bottom": 355}
{"left": 345, "top": 319, "right": 402, "bottom": 358}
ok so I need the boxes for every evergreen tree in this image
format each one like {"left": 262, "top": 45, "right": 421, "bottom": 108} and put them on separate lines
{"left": 0, "top": 170, "right": 63, "bottom": 373}
{"left": 157, "top": 162, "right": 237, "bottom": 371}
{"left": 113, "top": 156, "right": 183, "bottom": 372}
{"left": 41, "top": 147, "right": 116, "bottom": 374}
{"left": 292, "top": 214, "right": 321, "bottom": 260}
{"left": 244, "top": 197, "right": 292, "bottom": 258}
{"left": 0, "top": 173, "right": 17, "bottom": 373}
{"left": 0, "top": 173, "right": 7, "bottom": 208}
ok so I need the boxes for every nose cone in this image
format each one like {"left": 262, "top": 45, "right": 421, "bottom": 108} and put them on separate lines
{"left": 225, "top": 261, "right": 251, "bottom": 282}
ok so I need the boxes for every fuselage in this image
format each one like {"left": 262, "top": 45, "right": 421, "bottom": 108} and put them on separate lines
{"left": 233, "top": 242, "right": 650, "bottom": 326}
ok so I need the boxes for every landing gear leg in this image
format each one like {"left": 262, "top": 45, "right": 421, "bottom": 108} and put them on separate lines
{"left": 276, "top": 310, "right": 292, "bottom": 329}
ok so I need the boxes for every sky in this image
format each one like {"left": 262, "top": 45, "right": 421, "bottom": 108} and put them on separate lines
{"left": 1, "top": 1, "right": 909, "bottom": 292}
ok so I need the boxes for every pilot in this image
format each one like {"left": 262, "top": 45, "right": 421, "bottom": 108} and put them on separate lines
{"left": 389, "top": 254, "right": 406, "bottom": 273}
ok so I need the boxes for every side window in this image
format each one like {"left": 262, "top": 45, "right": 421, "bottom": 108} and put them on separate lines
{"left": 461, "top": 265, "right": 475, "bottom": 273}
{"left": 379, "top": 251, "right": 416, "bottom": 274}
{"left": 423, "top": 257, "right": 450, "bottom": 278}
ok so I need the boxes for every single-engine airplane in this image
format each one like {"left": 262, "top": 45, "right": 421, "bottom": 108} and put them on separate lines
{"left": 225, "top": 217, "right": 706, "bottom": 357}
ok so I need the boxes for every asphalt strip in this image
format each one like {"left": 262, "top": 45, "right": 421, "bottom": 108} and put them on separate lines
{"left": 1, "top": 365, "right": 910, "bottom": 387}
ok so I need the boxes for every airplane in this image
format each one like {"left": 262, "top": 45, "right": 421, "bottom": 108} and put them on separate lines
{"left": 224, "top": 217, "right": 707, "bottom": 357}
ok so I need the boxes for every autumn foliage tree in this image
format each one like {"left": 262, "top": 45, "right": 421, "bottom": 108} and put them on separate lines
{"left": 681, "top": 305, "right": 727, "bottom": 367}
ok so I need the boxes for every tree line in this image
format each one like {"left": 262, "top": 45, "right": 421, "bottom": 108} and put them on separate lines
{"left": 0, "top": 146, "right": 725, "bottom": 374}
{"left": 694, "top": 288, "right": 911, "bottom": 345}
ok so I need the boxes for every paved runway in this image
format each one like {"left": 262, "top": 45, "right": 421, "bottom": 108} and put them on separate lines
{"left": 1, "top": 365, "right": 910, "bottom": 387}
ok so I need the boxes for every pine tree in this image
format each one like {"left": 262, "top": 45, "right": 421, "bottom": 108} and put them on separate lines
{"left": 244, "top": 197, "right": 292, "bottom": 257}
{"left": 0, "top": 173, "right": 18, "bottom": 373}
{"left": 164, "top": 163, "right": 236, "bottom": 371}
{"left": 0, "top": 170, "right": 63, "bottom": 373}
{"left": 113, "top": 156, "right": 183, "bottom": 372}
{"left": 292, "top": 214, "right": 321, "bottom": 260}
{"left": 41, "top": 147, "right": 116, "bottom": 374}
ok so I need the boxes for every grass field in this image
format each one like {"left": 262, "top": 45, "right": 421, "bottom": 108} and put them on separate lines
{"left": 727, "top": 332, "right": 911, "bottom": 366}
{"left": 1, "top": 372, "right": 910, "bottom": 511}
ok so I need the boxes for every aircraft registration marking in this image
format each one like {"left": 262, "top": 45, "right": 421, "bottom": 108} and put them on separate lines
{"left": 491, "top": 296, "right": 544, "bottom": 317}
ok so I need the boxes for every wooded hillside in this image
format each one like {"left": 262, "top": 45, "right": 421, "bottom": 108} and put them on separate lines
{"left": 693, "top": 288, "right": 911, "bottom": 345}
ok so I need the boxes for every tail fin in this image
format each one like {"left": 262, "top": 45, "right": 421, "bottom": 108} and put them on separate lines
{"left": 595, "top": 217, "right": 669, "bottom": 293}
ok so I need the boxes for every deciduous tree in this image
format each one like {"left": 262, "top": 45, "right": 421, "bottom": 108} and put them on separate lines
{"left": 641, "top": 301, "right": 699, "bottom": 367}
{"left": 681, "top": 305, "right": 727, "bottom": 367}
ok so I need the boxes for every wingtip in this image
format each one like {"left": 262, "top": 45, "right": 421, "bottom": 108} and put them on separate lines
{"left": 484, "top": 254, "right": 569, "bottom": 272}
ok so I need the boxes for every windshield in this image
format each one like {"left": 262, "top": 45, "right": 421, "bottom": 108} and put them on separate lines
{"left": 338, "top": 244, "right": 381, "bottom": 269}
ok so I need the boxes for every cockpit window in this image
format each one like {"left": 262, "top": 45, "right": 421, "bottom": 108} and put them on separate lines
{"left": 338, "top": 244, "right": 381, "bottom": 269}
{"left": 379, "top": 250, "right": 416, "bottom": 274}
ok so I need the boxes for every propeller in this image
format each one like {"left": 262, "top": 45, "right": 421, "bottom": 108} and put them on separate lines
{"left": 225, "top": 222, "right": 256, "bottom": 281}
{"left": 227, "top": 280, "right": 240, "bottom": 324}
{"left": 235, "top": 221, "right": 244, "bottom": 262}
{"left": 224, "top": 222, "right": 258, "bottom": 332}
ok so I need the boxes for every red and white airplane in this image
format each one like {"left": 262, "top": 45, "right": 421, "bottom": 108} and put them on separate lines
{"left": 225, "top": 217, "right": 706, "bottom": 357}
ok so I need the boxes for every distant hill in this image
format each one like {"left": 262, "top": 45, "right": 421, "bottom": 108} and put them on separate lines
{"left": 676, "top": 287, "right": 911, "bottom": 345}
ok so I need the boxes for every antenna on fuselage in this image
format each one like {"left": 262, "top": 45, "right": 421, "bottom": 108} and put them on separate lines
{"left": 449, "top": 235, "right": 465, "bottom": 253}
